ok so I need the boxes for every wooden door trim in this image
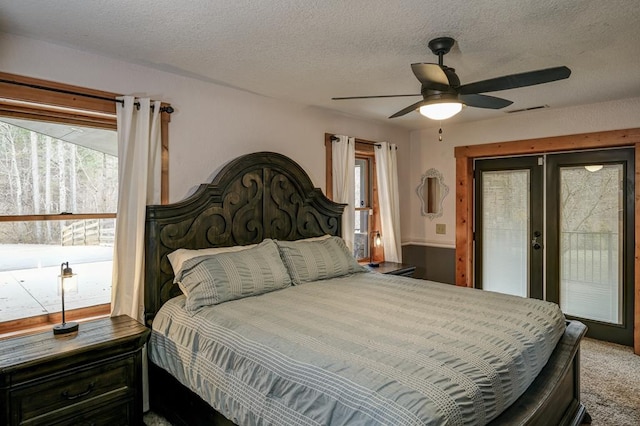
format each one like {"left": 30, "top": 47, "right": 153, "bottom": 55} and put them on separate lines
{"left": 453, "top": 127, "right": 640, "bottom": 355}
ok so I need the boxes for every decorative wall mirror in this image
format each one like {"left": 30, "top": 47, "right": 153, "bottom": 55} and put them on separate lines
{"left": 416, "top": 168, "right": 449, "bottom": 220}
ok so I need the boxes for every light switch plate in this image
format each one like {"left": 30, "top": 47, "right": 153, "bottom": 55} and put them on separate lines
{"left": 436, "top": 223, "right": 446, "bottom": 234}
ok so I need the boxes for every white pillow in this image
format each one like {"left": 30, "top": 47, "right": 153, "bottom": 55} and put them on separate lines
{"left": 168, "top": 244, "right": 256, "bottom": 276}
{"left": 167, "top": 235, "right": 331, "bottom": 276}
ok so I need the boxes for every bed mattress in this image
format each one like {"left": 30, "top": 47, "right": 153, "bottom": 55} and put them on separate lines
{"left": 148, "top": 272, "right": 565, "bottom": 426}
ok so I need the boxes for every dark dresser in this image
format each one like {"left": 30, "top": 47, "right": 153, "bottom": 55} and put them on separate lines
{"left": 0, "top": 315, "right": 149, "bottom": 426}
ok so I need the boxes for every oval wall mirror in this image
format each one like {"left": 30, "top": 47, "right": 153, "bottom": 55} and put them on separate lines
{"left": 416, "top": 168, "right": 449, "bottom": 220}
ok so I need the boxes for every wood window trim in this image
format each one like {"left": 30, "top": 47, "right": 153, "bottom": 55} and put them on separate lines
{"left": 324, "top": 133, "right": 384, "bottom": 263}
{"left": 0, "top": 304, "right": 111, "bottom": 339}
{"left": 0, "top": 213, "right": 116, "bottom": 222}
{"left": 453, "top": 127, "right": 640, "bottom": 355}
{"left": 0, "top": 71, "right": 171, "bottom": 203}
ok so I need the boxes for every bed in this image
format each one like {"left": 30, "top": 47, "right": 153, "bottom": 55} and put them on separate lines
{"left": 144, "top": 151, "right": 589, "bottom": 425}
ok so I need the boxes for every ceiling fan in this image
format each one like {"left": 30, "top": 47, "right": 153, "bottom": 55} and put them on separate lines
{"left": 332, "top": 37, "right": 571, "bottom": 120}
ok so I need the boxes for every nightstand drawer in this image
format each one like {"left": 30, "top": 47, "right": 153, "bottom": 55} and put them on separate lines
{"left": 39, "top": 399, "right": 130, "bottom": 426}
{"left": 390, "top": 268, "right": 415, "bottom": 277}
{"left": 12, "top": 356, "right": 133, "bottom": 423}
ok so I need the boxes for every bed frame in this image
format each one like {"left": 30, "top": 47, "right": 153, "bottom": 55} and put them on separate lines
{"left": 144, "top": 151, "right": 590, "bottom": 425}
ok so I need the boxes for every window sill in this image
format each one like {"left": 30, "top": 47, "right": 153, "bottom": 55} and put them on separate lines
{"left": 0, "top": 303, "right": 110, "bottom": 339}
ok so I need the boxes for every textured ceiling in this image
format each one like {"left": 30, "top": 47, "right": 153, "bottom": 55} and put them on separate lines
{"left": 1, "top": 0, "right": 639, "bottom": 130}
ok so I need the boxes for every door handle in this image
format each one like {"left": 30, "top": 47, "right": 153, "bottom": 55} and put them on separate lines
{"left": 532, "top": 231, "right": 542, "bottom": 250}
{"left": 61, "top": 382, "right": 95, "bottom": 400}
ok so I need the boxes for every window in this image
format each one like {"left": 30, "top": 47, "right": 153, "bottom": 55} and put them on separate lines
{"left": 0, "top": 118, "right": 117, "bottom": 329}
{"left": 0, "top": 72, "right": 170, "bottom": 335}
{"left": 324, "top": 134, "right": 383, "bottom": 263}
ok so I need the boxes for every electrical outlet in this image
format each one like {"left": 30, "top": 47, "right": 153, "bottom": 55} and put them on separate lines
{"left": 435, "top": 223, "right": 446, "bottom": 235}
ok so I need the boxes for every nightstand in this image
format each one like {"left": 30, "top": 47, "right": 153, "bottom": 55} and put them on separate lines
{"left": 365, "top": 261, "right": 416, "bottom": 277}
{"left": 0, "top": 315, "right": 149, "bottom": 426}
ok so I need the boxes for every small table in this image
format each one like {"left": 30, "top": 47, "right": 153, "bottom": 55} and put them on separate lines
{"left": 364, "top": 261, "right": 416, "bottom": 277}
{"left": 0, "top": 315, "right": 149, "bottom": 426}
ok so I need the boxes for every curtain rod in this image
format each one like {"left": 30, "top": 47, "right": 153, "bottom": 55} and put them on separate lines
{"left": 0, "top": 78, "right": 174, "bottom": 114}
{"left": 330, "top": 135, "right": 380, "bottom": 146}
{"left": 330, "top": 135, "right": 397, "bottom": 149}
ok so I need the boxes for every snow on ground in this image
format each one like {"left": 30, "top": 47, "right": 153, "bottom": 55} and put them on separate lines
{"left": 0, "top": 245, "right": 113, "bottom": 322}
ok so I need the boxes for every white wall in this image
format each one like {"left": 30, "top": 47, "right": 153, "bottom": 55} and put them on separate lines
{"left": 0, "top": 33, "right": 411, "bottom": 224}
{"left": 9, "top": 33, "right": 637, "bottom": 251}
{"left": 406, "top": 96, "right": 640, "bottom": 247}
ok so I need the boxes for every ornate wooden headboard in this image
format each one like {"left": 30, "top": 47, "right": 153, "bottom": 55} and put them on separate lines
{"left": 144, "top": 151, "right": 345, "bottom": 325}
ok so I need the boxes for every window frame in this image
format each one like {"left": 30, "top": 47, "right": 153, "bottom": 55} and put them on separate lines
{"left": 324, "top": 133, "right": 383, "bottom": 263}
{"left": 354, "top": 156, "right": 371, "bottom": 260}
{"left": 0, "top": 71, "right": 171, "bottom": 336}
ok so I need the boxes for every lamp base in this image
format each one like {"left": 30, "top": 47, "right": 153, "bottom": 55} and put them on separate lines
{"left": 367, "top": 262, "right": 380, "bottom": 267}
{"left": 53, "top": 322, "right": 79, "bottom": 335}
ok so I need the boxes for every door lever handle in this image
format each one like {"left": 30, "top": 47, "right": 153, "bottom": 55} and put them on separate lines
{"left": 532, "top": 231, "right": 542, "bottom": 250}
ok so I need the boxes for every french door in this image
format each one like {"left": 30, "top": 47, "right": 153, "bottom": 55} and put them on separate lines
{"left": 475, "top": 149, "right": 635, "bottom": 345}
{"left": 475, "top": 156, "right": 543, "bottom": 299}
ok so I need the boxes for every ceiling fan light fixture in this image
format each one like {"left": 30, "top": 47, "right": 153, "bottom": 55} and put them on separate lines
{"left": 419, "top": 102, "right": 463, "bottom": 120}
{"left": 584, "top": 165, "right": 603, "bottom": 172}
{"left": 331, "top": 36, "right": 570, "bottom": 121}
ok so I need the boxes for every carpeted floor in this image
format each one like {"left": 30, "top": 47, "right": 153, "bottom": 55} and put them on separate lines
{"left": 580, "top": 337, "right": 640, "bottom": 425}
{"left": 143, "top": 337, "right": 640, "bottom": 426}
{"left": 143, "top": 410, "right": 172, "bottom": 426}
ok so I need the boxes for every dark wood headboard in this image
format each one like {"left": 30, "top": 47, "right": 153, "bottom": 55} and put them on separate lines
{"left": 144, "top": 151, "right": 345, "bottom": 325}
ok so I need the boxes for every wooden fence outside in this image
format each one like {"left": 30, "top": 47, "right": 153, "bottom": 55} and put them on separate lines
{"left": 61, "top": 219, "right": 115, "bottom": 246}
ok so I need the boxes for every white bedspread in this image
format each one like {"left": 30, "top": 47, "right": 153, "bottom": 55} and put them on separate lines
{"left": 149, "top": 273, "right": 565, "bottom": 425}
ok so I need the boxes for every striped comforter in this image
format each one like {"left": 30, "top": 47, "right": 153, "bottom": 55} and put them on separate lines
{"left": 148, "top": 272, "right": 565, "bottom": 425}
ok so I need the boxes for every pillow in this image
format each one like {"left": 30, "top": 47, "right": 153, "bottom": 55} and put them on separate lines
{"left": 168, "top": 244, "right": 256, "bottom": 276}
{"left": 276, "top": 236, "right": 367, "bottom": 285}
{"left": 176, "top": 239, "right": 291, "bottom": 312}
{"left": 298, "top": 234, "right": 332, "bottom": 242}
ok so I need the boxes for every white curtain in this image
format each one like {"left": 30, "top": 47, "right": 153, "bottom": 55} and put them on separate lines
{"left": 111, "top": 96, "right": 161, "bottom": 320}
{"left": 331, "top": 135, "right": 355, "bottom": 250}
{"left": 375, "top": 142, "right": 402, "bottom": 262}
{"left": 111, "top": 97, "right": 160, "bottom": 413}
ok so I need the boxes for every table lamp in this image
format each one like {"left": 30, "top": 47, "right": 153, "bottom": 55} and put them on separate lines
{"left": 368, "top": 231, "right": 382, "bottom": 267}
{"left": 53, "top": 262, "right": 79, "bottom": 335}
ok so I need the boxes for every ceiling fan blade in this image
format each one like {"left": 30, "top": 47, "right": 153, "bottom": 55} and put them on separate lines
{"left": 460, "top": 94, "right": 513, "bottom": 109}
{"left": 332, "top": 94, "right": 420, "bottom": 100}
{"left": 458, "top": 66, "right": 571, "bottom": 94}
{"left": 411, "top": 63, "right": 450, "bottom": 90}
{"left": 389, "top": 99, "right": 427, "bottom": 118}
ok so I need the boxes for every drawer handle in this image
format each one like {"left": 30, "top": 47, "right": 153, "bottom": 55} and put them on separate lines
{"left": 61, "top": 382, "right": 95, "bottom": 400}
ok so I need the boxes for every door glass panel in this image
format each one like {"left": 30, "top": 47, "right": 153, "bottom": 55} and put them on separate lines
{"left": 482, "top": 170, "right": 529, "bottom": 297}
{"left": 355, "top": 158, "right": 368, "bottom": 208}
{"left": 559, "top": 164, "right": 623, "bottom": 324}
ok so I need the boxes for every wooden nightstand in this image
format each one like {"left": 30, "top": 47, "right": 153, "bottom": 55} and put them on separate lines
{"left": 0, "top": 315, "right": 149, "bottom": 426}
{"left": 365, "top": 261, "right": 416, "bottom": 277}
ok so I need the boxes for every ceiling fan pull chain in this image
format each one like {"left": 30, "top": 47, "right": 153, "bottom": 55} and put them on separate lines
{"left": 438, "top": 125, "right": 443, "bottom": 141}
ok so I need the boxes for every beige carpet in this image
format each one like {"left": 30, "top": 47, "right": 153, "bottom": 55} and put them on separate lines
{"left": 580, "top": 337, "right": 640, "bottom": 425}
{"left": 143, "top": 410, "right": 171, "bottom": 426}
{"left": 143, "top": 337, "right": 640, "bottom": 426}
